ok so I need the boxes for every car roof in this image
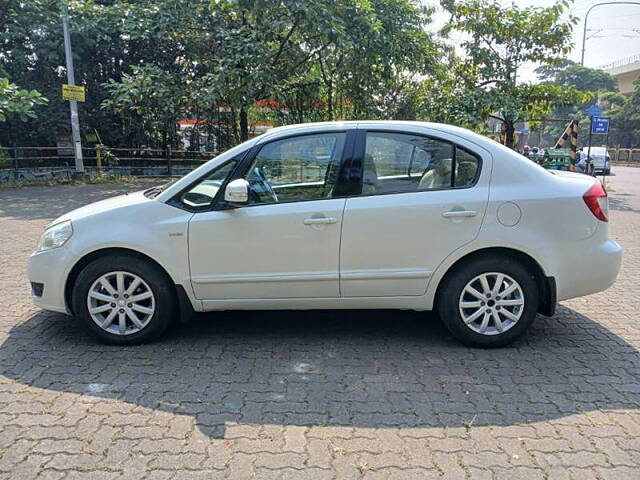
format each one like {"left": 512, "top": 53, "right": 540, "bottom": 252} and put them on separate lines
{"left": 262, "top": 120, "right": 474, "bottom": 135}
{"left": 258, "top": 120, "right": 499, "bottom": 151}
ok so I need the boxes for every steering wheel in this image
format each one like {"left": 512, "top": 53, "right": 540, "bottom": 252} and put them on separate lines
{"left": 250, "top": 166, "right": 278, "bottom": 203}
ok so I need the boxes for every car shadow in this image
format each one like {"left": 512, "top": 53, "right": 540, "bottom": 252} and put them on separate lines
{"left": 1, "top": 306, "right": 638, "bottom": 438}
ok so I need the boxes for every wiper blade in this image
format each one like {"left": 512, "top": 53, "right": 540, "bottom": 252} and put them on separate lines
{"left": 144, "top": 186, "right": 163, "bottom": 198}
{"left": 145, "top": 179, "right": 177, "bottom": 198}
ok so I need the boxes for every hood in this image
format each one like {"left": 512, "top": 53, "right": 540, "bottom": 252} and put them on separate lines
{"left": 50, "top": 190, "right": 151, "bottom": 226}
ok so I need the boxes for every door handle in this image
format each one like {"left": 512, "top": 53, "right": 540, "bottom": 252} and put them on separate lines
{"left": 303, "top": 217, "right": 337, "bottom": 225}
{"left": 442, "top": 210, "right": 477, "bottom": 218}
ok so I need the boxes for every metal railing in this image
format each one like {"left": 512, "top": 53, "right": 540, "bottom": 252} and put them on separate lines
{"left": 609, "top": 147, "right": 640, "bottom": 165}
{"left": 598, "top": 53, "right": 640, "bottom": 71}
{"left": 0, "top": 145, "right": 219, "bottom": 182}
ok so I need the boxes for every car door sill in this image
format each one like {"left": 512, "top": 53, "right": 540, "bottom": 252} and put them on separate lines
{"left": 200, "top": 295, "right": 430, "bottom": 311}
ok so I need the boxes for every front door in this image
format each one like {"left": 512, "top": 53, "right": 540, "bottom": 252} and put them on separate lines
{"left": 188, "top": 131, "right": 350, "bottom": 300}
{"left": 339, "top": 129, "right": 489, "bottom": 297}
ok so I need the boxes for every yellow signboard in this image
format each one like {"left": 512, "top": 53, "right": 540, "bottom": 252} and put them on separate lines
{"left": 62, "top": 84, "right": 85, "bottom": 102}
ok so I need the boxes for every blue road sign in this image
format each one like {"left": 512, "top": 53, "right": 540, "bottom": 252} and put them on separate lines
{"left": 591, "top": 116, "right": 610, "bottom": 135}
{"left": 586, "top": 104, "right": 602, "bottom": 118}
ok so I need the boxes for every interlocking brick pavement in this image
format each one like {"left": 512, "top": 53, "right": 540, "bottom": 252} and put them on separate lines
{"left": 0, "top": 169, "right": 639, "bottom": 479}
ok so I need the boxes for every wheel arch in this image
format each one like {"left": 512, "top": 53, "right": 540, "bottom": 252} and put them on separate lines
{"left": 64, "top": 247, "right": 178, "bottom": 315}
{"left": 433, "top": 247, "right": 556, "bottom": 316}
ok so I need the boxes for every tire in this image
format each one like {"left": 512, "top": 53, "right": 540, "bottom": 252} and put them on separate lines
{"left": 436, "top": 255, "right": 539, "bottom": 348}
{"left": 604, "top": 168, "right": 611, "bottom": 176}
{"left": 72, "top": 254, "right": 175, "bottom": 345}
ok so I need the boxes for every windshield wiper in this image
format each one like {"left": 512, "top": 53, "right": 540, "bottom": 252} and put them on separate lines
{"left": 144, "top": 185, "right": 164, "bottom": 198}
{"left": 144, "top": 179, "right": 177, "bottom": 199}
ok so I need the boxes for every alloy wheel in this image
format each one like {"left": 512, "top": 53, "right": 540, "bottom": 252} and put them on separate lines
{"left": 458, "top": 272, "right": 524, "bottom": 336}
{"left": 86, "top": 271, "right": 155, "bottom": 335}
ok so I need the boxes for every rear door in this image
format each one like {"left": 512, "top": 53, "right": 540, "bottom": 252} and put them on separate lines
{"left": 339, "top": 128, "right": 490, "bottom": 297}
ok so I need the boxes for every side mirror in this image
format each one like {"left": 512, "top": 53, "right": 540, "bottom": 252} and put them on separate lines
{"left": 224, "top": 178, "right": 249, "bottom": 205}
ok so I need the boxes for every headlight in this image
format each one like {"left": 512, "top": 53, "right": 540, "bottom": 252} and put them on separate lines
{"left": 37, "top": 220, "right": 73, "bottom": 252}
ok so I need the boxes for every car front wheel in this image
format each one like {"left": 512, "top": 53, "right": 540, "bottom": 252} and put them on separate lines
{"left": 437, "top": 256, "right": 539, "bottom": 348}
{"left": 71, "top": 254, "right": 175, "bottom": 345}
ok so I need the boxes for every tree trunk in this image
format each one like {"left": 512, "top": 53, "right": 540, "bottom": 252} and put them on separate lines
{"left": 240, "top": 107, "right": 249, "bottom": 142}
{"left": 162, "top": 127, "right": 168, "bottom": 152}
{"left": 327, "top": 80, "right": 333, "bottom": 121}
{"left": 505, "top": 120, "right": 516, "bottom": 149}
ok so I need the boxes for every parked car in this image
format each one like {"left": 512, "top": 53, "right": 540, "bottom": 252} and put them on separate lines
{"left": 28, "top": 121, "right": 622, "bottom": 348}
{"left": 586, "top": 146, "right": 612, "bottom": 175}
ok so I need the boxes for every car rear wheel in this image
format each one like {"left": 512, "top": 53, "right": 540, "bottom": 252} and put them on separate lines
{"left": 72, "top": 255, "right": 175, "bottom": 345}
{"left": 437, "top": 256, "right": 539, "bottom": 348}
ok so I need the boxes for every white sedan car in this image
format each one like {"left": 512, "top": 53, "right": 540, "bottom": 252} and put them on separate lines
{"left": 28, "top": 121, "right": 622, "bottom": 347}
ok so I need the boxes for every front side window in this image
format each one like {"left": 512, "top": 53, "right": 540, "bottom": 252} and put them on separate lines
{"left": 178, "top": 160, "right": 237, "bottom": 211}
{"left": 362, "top": 132, "right": 480, "bottom": 195}
{"left": 244, "top": 132, "right": 346, "bottom": 205}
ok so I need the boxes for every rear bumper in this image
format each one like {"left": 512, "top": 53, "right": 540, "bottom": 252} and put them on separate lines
{"left": 555, "top": 238, "right": 622, "bottom": 301}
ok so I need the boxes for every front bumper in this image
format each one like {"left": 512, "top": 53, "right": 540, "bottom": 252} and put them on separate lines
{"left": 28, "top": 246, "right": 73, "bottom": 314}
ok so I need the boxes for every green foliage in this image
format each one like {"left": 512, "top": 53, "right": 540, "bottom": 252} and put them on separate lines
{"left": 0, "top": 0, "right": 612, "bottom": 151}
{"left": 102, "top": 66, "right": 188, "bottom": 147}
{"left": 0, "top": 146, "right": 12, "bottom": 168}
{"left": 0, "top": 78, "right": 48, "bottom": 122}
{"left": 536, "top": 59, "right": 618, "bottom": 92}
{"left": 441, "top": 0, "right": 583, "bottom": 148}
{"left": 1, "top": 0, "right": 448, "bottom": 147}
{"left": 607, "top": 78, "right": 640, "bottom": 147}
{"left": 533, "top": 60, "right": 639, "bottom": 147}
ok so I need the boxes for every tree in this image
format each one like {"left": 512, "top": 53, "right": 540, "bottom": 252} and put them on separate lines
{"left": 102, "top": 66, "right": 188, "bottom": 148}
{"left": 441, "top": 0, "right": 586, "bottom": 148}
{"left": 0, "top": 78, "right": 47, "bottom": 123}
{"left": 608, "top": 79, "right": 640, "bottom": 147}
{"left": 535, "top": 60, "right": 626, "bottom": 147}
{"left": 536, "top": 59, "right": 617, "bottom": 92}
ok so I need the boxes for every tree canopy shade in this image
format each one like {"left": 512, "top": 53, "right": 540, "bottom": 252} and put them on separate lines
{"left": 440, "top": 0, "right": 589, "bottom": 148}
{"left": 2, "top": 0, "right": 635, "bottom": 151}
{"left": 1, "top": 0, "right": 446, "bottom": 149}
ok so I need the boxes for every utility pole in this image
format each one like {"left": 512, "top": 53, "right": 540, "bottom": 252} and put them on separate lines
{"left": 587, "top": 116, "right": 594, "bottom": 176}
{"left": 61, "top": 1, "right": 84, "bottom": 173}
{"left": 581, "top": 2, "right": 640, "bottom": 66}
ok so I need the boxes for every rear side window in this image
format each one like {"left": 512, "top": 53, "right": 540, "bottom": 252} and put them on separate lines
{"left": 361, "top": 132, "right": 481, "bottom": 195}
{"left": 455, "top": 147, "right": 480, "bottom": 187}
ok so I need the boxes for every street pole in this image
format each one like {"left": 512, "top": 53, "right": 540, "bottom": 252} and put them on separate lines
{"left": 587, "top": 117, "right": 594, "bottom": 176}
{"left": 581, "top": 2, "right": 640, "bottom": 66}
{"left": 604, "top": 131, "right": 610, "bottom": 181}
{"left": 61, "top": 1, "right": 84, "bottom": 174}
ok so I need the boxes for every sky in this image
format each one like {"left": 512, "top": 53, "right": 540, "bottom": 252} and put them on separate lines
{"left": 427, "top": 0, "right": 640, "bottom": 82}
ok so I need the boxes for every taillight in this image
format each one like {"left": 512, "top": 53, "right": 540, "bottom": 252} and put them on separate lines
{"left": 583, "top": 181, "right": 608, "bottom": 222}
